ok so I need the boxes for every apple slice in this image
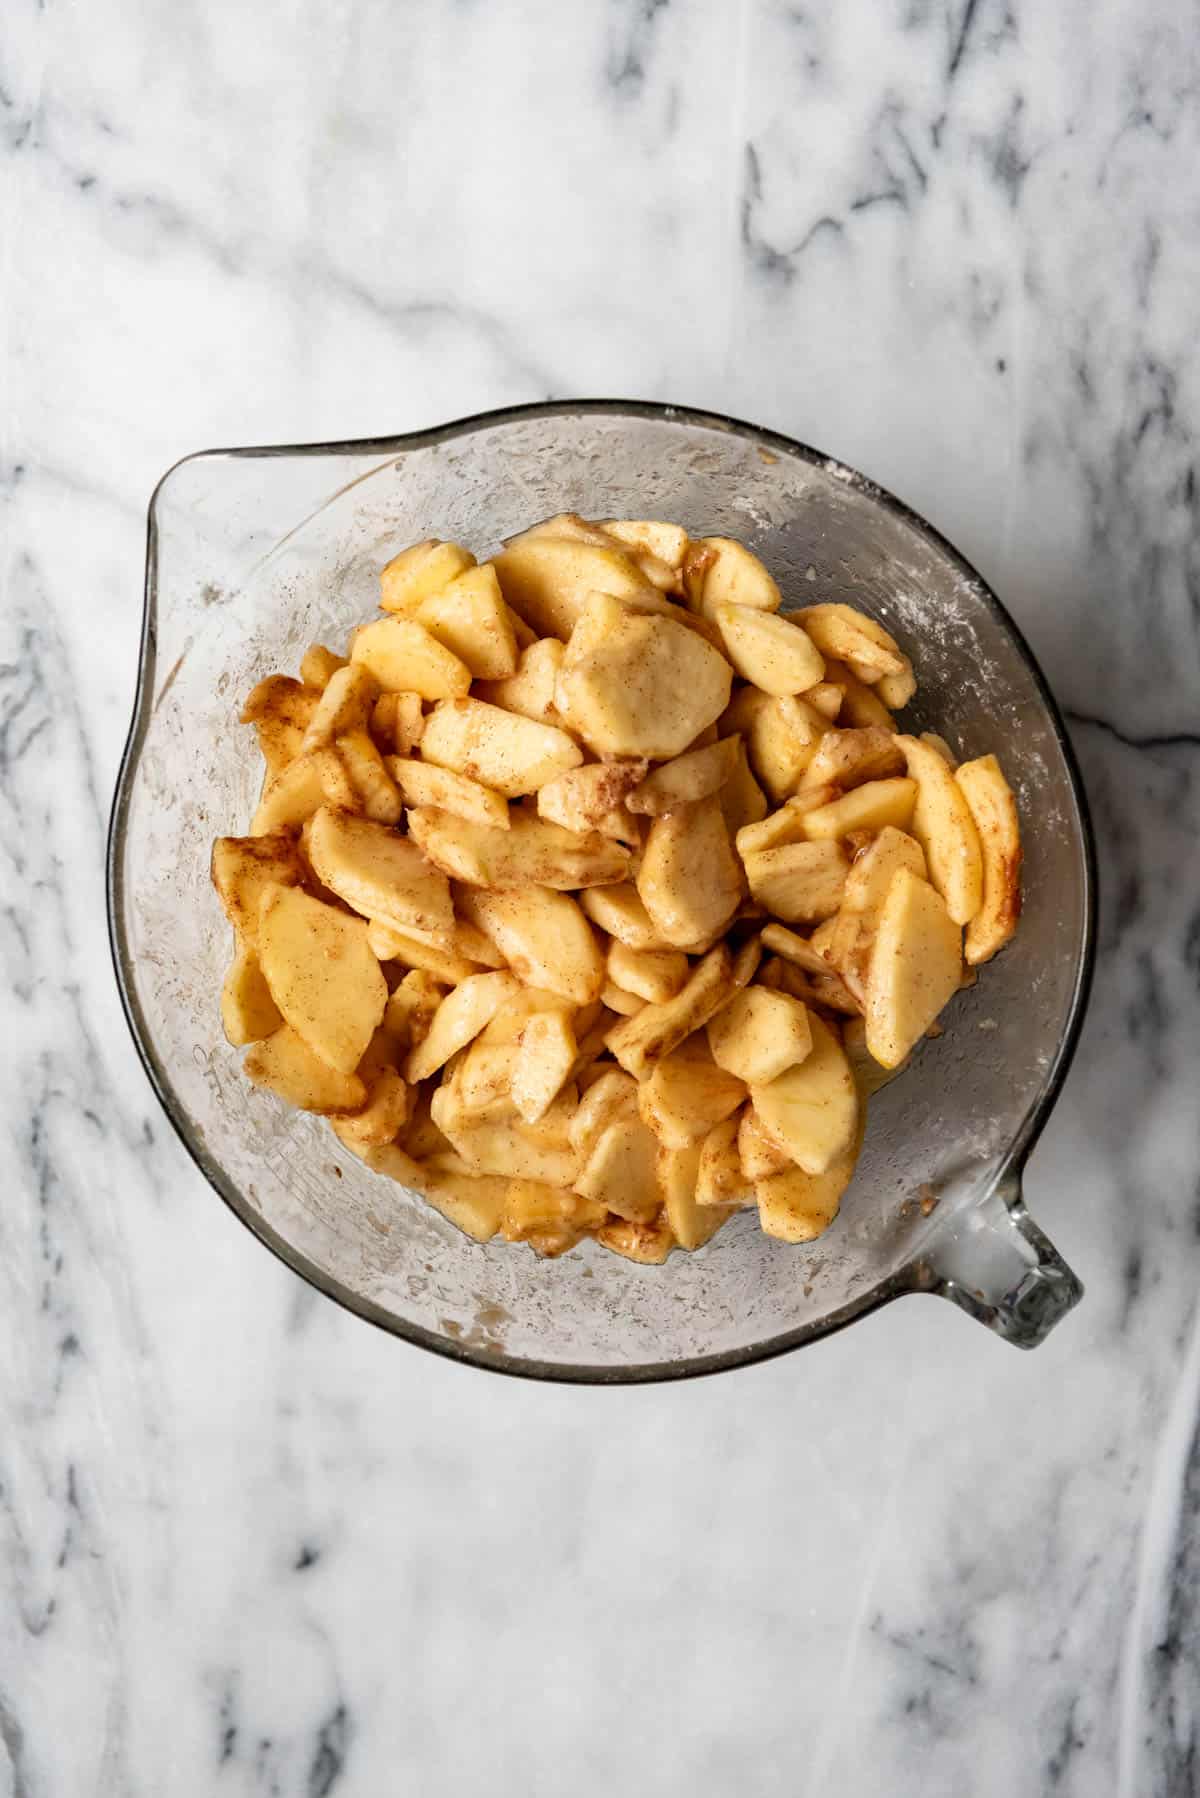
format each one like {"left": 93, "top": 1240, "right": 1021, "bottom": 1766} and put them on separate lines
{"left": 405, "top": 971, "right": 521, "bottom": 1083}
{"left": 257, "top": 885, "right": 387, "bottom": 1074}
{"left": 896, "top": 735, "right": 984, "bottom": 925}
{"left": 749, "top": 1012, "right": 858, "bottom": 1176}
{"left": 491, "top": 536, "right": 652, "bottom": 639}
{"left": 795, "top": 603, "right": 907, "bottom": 681}
{"left": 955, "top": 754, "right": 1022, "bottom": 965}
{"left": 409, "top": 808, "right": 628, "bottom": 892}
{"left": 802, "top": 726, "right": 905, "bottom": 791}
{"left": 864, "top": 868, "right": 962, "bottom": 1068}
{"left": 637, "top": 1039, "right": 746, "bottom": 1149}
{"left": 475, "top": 638, "right": 564, "bottom": 724}
{"left": 659, "top": 1141, "right": 736, "bottom": 1249}
{"left": 824, "top": 824, "right": 928, "bottom": 999}
{"left": 800, "top": 778, "right": 918, "bottom": 841}
{"left": 707, "top": 987, "right": 813, "bottom": 1085}
{"left": 683, "top": 536, "right": 782, "bottom": 619}
{"left": 220, "top": 947, "right": 283, "bottom": 1046}
{"left": 244, "top": 1025, "right": 368, "bottom": 1113}
{"left": 307, "top": 805, "right": 454, "bottom": 942}
{"left": 580, "top": 882, "right": 668, "bottom": 951}
{"left": 301, "top": 663, "right": 380, "bottom": 751}
{"left": 575, "top": 1114, "right": 663, "bottom": 1224}
{"left": 386, "top": 757, "right": 509, "bottom": 831}
{"left": 417, "top": 563, "right": 519, "bottom": 680}
{"left": 714, "top": 603, "right": 825, "bottom": 695}
{"left": 557, "top": 595, "right": 732, "bottom": 760}
{"left": 211, "top": 831, "right": 305, "bottom": 946}
{"left": 742, "top": 839, "right": 848, "bottom": 925}
{"left": 636, "top": 795, "right": 743, "bottom": 948}
{"left": 460, "top": 887, "right": 604, "bottom": 1005}
{"left": 756, "top": 1139, "right": 858, "bottom": 1243}
{"left": 379, "top": 539, "right": 475, "bottom": 616}
{"left": 696, "top": 1116, "right": 754, "bottom": 1208}
{"left": 420, "top": 696, "right": 582, "bottom": 797}
{"left": 351, "top": 617, "right": 471, "bottom": 700}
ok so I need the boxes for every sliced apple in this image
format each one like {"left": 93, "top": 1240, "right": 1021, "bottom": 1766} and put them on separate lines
{"left": 696, "top": 1115, "right": 754, "bottom": 1208}
{"left": 409, "top": 807, "right": 628, "bottom": 892}
{"left": 714, "top": 603, "right": 825, "bottom": 695}
{"left": 420, "top": 695, "right": 582, "bottom": 797}
{"left": 735, "top": 787, "right": 841, "bottom": 859}
{"left": 636, "top": 794, "right": 743, "bottom": 948}
{"left": 372, "top": 690, "right": 426, "bottom": 756}
{"left": 738, "top": 692, "right": 829, "bottom": 802}
{"left": 955, "top": 753, "right": 1022, "bottom": 965}
{"left": 626, "top": 738, "right": 740, "bottom": 816}
{"left": 800, "top": 778, "right": 918, "bottom": 841}
{"left": 299, "top": 645, "right": 347, "bottom": 691}
{"left": 603, "top": 518, "right": 689, "bottom": 582}
{"left": 579, "top": 882, "right": 668, "bottom": 950}
{"left": 556, "top": 595, "right": 732, "bottom": 760}
{"left": 332, "top": 727, "right": 403, "bottom": 824}
{"left": 366, "top": 921, "right": 484, "bottom": 984}
{"left": 241, "top": 675, "right": 319, "bottom": 777}
{"left": 876, "top": 655, "right": 917, "bottom": 709}
{"left": 605, "top": 944, "right": 735, "bottom": 1077}
{"left": 637, "top": 1039, "right": 746, "bottom": 1150}
{"left": 684, "top": 536, "right": 781, "bottom": 619}
{"left": 405, "top": 971, "right": 521, "bottom": 1083}
{"left": 896, "top": 735, "right": 984, "bottom": 925}
{"left": 211, "top": 831, "right": 305, "bottom": 946}
{"left": 511, "top": 1009, "right": 577, "bottom": 1125}
{"left": 802, "top": 726, "right": 905, "bottom": 791}
{"left": 474, "top": 637, "right": 564, "bottom": 724}
{"left": 379, "top": 539, "right": 476, "bottom": 616}
{"left": 575, "top": 1113, "right": 663, "bottom": 1224}
{"left": 596, "top": 1213, "right": 675, "bottom": 1264}
{"left": 864, "top": 867, "right": 962, "bottom": 1068}
{"left": 659, "top": 1140, "right": 736, "bottom": 1249}
{"left": 459, "top": 886, "right": 604, "bottom": 1005}
{"left": 756, "top": 1142, "right": 857, "bottom": 1244}
{"left": 824, "top": 825, "right": 928, "bottom": 999}
{"left": 306, "top": 805, "right": 453, "bottom": 941}
{"left": 384, "top": 969, "right": 450, "bottom": 1057}
{"left": 417, "top": 563, "right": 519, "bottom": 680}
{"left": 386, "top": 757, "right": 508, "bottom": 831}
{"left": 606, "top": 942, "right": 689, "bottom": 1004}
{"left": 536, "top": 759, "right": 648, "bottom": 834}
{"left": 350, "top": 617, "right": 471, "bottom": 701}
{"left": 491, "top": 536, "right": 652, "bottom": 639}
{"left": 301, "top": 663, "right": 381, "bottom": 750}
{"left": 749, "top": 1012, "right": 858, "bottom": 1176}
{"left": 820, "top": 658, "right": 896, "bottom": 730}
{"left": 257, "top": 884, "right": 387, "bottom": 1074}
{"left": 220, "top": 946, "right": 283, "bottom": 1046}
{"left": 707, "top": 987, "right": 813, "bottom": 1085}
{"left": 718, "top": 739, "right": 769, "bottom": 836}
{"left": 244, "top": 1024, "right": 368, "bottom": 1113}
{"left": 742, "top": 839, "right": 848, "bottom": 924}
{"left": 737, "top": 1105, "right": 794, "bottom": 1180}
{"left": 842, "top": 1015, "right": 908, "bottom": 1096}
{"left": 795, "top": 603, "right": 907, "bottom": 682}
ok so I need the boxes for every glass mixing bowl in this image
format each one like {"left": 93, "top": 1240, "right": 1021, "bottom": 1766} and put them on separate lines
{"left": 108, "top": 402, "right": 1095, "bottom": 1380}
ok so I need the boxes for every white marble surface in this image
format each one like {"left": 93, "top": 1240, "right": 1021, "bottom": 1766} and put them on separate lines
{"left": 4, "top": 0, "right": 1200, "bottom": 1792}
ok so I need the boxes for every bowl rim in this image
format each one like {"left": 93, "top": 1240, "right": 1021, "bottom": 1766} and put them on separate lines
{"left": 107, "top": 397, "right": 1098, "bottom": 1384}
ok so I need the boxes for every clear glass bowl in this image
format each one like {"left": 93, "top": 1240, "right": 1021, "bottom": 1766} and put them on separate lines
{"left": 107, "top": 402, "right": 1096, "bottom": 1381}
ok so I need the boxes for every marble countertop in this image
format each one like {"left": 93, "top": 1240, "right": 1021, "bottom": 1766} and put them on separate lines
{"left": 4, "top": 1, "right": 1199, "bottom": 1792}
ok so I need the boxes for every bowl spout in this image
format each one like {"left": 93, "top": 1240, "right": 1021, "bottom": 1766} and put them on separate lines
{"left": 912, "top": 1173, "right": 1083, "bottom": 1349}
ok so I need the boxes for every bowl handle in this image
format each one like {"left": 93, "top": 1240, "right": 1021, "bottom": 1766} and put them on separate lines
{"left": 913, "top": 1172, "right": 1083, "bottom": 1349}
